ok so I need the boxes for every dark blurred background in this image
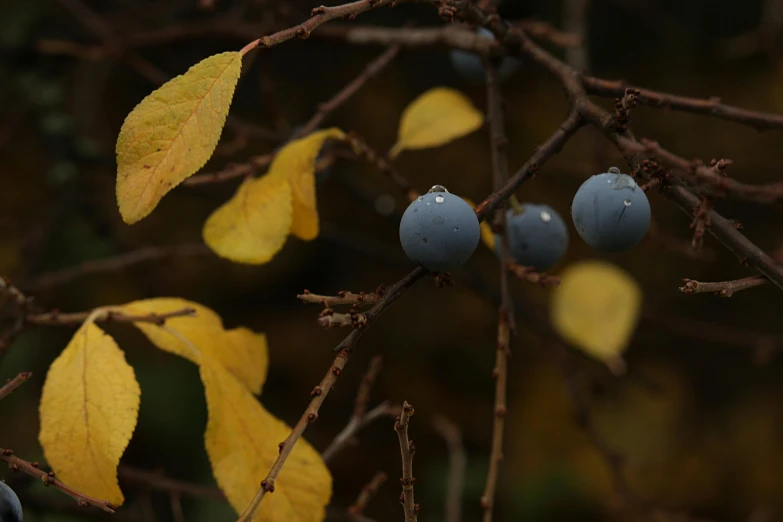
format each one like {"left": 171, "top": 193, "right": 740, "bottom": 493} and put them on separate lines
{"left": 2, "top": 0, "right": 783, "bottom": 521}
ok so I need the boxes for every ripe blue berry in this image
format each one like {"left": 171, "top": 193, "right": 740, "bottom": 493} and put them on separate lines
{"left": 399, "top": 186, "right": 480, "bottom": 272}
{"left": 571, "top": 168, "right": 651, "bottom": 253}
{"left": 449, "top": 28, "right": 520, "bottom": 84}
{"left": 496, "top": 204, "right": 568, "bottom": 270}
{"left": 0, "top": 481, "right": 22, "bottom": 522}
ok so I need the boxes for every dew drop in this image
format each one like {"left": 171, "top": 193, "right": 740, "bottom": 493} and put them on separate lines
{"left": 608, "top": 166, "right": 621, "bottom": 174}
{"left": 417, "top": 196, "right": 424, "bottom": 202}
{"left": 607, "top": 179, "right": 612, "bottom": 184}
{"left": 426, "top": 202, "right": 431, "bottom": 205}
{"left": 428, "top": 184, "right": 449, "bottom": 194}
{"left": 453, "top": 226, "right": 459, "bottom": 231}
{"left": 540, "top": 211, "right": 551, "bottom": 222}
{"left": 435, "top": 195, "right": 445, "bottom": 203}
{"left": 623, "top": 199, "right": 632, "bottom": 207}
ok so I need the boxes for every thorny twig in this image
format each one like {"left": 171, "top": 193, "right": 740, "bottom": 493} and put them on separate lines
{"left": 0, "top": 372, "right": 32, "bottom": 401}
{"left": 395, "top": 402, "right": 418, "bottom": 522}
{"left": 347, "top": 471, "right": 388, "bottom": 516}
{"left": 1, "top": 448, "right": 115, "bottom": 512}
{"left": 679, "top": 275, "right": 769, "bottom": 297}
{"left": 298, "top": 289, "right": 383, "bottom": 308}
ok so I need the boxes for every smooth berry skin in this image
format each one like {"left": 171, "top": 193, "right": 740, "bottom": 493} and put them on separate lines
{"left": 399, "top": 192, "right": 480, "bottom": 272}
{"left": 449, "top": 28, "right": 520, "bottom": 84}
{"left": 571, "top": 171, "right": 651, "bottom": 253}
{"left": 495, "top": 204, "right": 568, "bottom": 271}
{"left": 0, "top": 481, "right": 22, "bottom": 522}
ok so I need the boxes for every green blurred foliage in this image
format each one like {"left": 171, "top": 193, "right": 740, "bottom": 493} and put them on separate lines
{"left": 1, "top": 0, "right": 783, "bottom": 521}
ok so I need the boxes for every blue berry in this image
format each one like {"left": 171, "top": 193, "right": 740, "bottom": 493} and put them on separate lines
{"left": 0, "top": 481, "right": 22, "bottom": 522}
{"left": 399, "top": 186, "right": 480, "bottom": 272}
{"left": 495, "top": 204, "right": 568, "bottom": 270}
{"left": 571, "top": 168, "right": 651, "bottom": 253}
{"left": 449, "top": 28, "right": 520, "bottom": 84}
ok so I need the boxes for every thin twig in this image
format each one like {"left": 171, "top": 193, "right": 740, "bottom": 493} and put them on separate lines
{"left": 679, "top": 275, "right": 769, "bottom": 297}
{"left": 0, "top": 448, "right": 115, "bottom": 512}
{"left": 347, "top": 471, "right": 388, "bottom": 515}
{"left": 0, "top": 372, "right": 32, "bottom": 401}
{"left": 507, "top": 263, "right": 560, "bottom": 286}
{"left": 431, "top": 415, "right": 466, "bottom": 522}
{"left": 27, "top": 307, "right": 196, "bottom": 326}
{"left": 298, "top": 289, "right": 383, "bottom": 308}
{"left": 480, "top": 60, "right": 514, "bottom": 522}
{"left": 117, "top": 466, "right": 226, "bottom": 500}
{"left": 394, "top": 402, "right": 418, "bottom": 522}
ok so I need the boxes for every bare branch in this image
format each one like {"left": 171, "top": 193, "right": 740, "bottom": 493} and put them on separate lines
{"left": 0, "top": 372, "right": 32, "bottom": 401}
{"left": 395, "top": 402, "right": 418, "bottom": 522}
{"left": 27, "top": 307, "right": 196, "bottom": 326}
{"left": 348, "top": 471, "right": 388, "bottom": 516}
{"left": 680, "top": 275, "right": 769, "bottom": 297}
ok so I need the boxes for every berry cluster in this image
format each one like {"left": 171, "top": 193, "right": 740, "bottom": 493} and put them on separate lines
{"left": 398, "top": 168, "right": 651, "bottom": 273}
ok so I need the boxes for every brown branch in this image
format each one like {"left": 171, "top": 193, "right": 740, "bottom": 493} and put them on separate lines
{"left": 240, "top": 0, "right": 415, "bottom": 55}
{"left": 394, "top": 402, "right": 418, "bottom": 522}
{"left": 183, "top": 154, "right": 274, "bottom": 186}
{"left": 28, "top": 244, "right": 211, "bottom": 292}
{"left": 117, "top": 466, "right": 226, "bottom": 501}
{"left": 235, "top": 267, "right": 425, "bottom": 522}
{"left": 0, "top": 448, "right": 115, "bottom": 512}
{"left": 347, "top": 471, "right": 388, "bottom": 516}
{"left": 0, "top": 372, "right": 32, "bottom": 401}
{"left": 345, "top": 132, "right": 419, "bottom": 201}
{"left": 27, "top": 307, "right": 196, "bottom": 326}
{"left": 619, "top": 137, "right": 783, "bottom": 204}
{"left": 679, "top": 275, "right": 769, "bottom": 297}
{"left": 480, "top": 60, "right": 513, "bottom": 522}
{"left": 317, "top": 310, "right": 369, "bottom": 328}
{"left": 298, "top": 289, "right": 383, "bottom": 308}
{"left": 582, "top": 76, "right": 783, "bottom": 131}
{"left": 431, "top": 416, "right": 466, "bottom": 522}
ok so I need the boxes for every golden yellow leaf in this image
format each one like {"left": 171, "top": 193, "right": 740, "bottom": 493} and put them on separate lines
{"left": 123, "top": 298, "right": 268, "bottom": 395}
{"left": 267, "top": 128, "right": 345, "bottom": 240}
{"left": 39, "top": 320, "right": 140, "bottom": 506}
{"left": 549, "top": 260, "right": 642, "bottom": 373}
{"left": 116, "top": 52, "right": 243, "bottom": 224}
{"left": 463, "top": 198, "right": 495, "bottom": 251}
{"left": 389, "top": 87, "right": 483, "bottom": 158}
{"left": 201, "top": 361, "right": 331, "bottom": 522}
{"left": 202, "top": 174, "right": 293, "bottom": 265}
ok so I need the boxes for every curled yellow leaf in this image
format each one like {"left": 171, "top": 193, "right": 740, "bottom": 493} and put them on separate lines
{"left": 203, "top": 174, "right": 293, "bottom": 265}
{"left": 116, "top": 51, "right": 242, "bottom": 224}
{"left": 123, "top": 298, "right": 268, "bottom": 395}
{"left": 268, "top": 128, "right": 345, "bottom": 240}
{"left": 39, "top": 320, "right": 141, "bottom": 506}
{"left": 201, "top": 362, "right": 331, "bottom": 522}
{"left": 389, "top": 87, "right": 483, "bottom": 158}
{"left": 549, "top": 260, "right": 642, "bottom": 374}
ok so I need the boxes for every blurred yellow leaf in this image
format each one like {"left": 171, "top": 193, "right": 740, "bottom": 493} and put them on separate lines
{"left": 123, "top": 298, "right": 268, "bottom": 394}
{"left": 549, "top": 260, "right": 641, "bottom": 373}
{"left": 202, "top": 175, "right": 293, "bottom": 264}
{"left": 201, "top": 361, "right": 331, "bottom": 522}
{"left": 389, "top": 87, "right": 483, "bottom": 158}
{"left": 39, "top": 319, "right": 140, "bottom": 506}
{"left": 268, "top": 128, "right": 344, "bottom": 240}
{"left": 463, "top": 198, "right": 495, "bottom": 251}
{"left": 116, "top": 52, "right": 242, "bottom": 224}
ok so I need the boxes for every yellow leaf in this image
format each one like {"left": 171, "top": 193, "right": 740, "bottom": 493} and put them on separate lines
{"left": 39, "top": 320, "right": 140, "bottom": 506}
{"left": 203, "top": 174, "right": 293, "bottom": 265}
{"left": 116, "top": 52, "right": 243, "bottom": 224}
{"left": 549, "top": 260, "right": 642, "bottom": 374}
{"left": 123, "top": 298, "right": 268, "bottom": 395}
{"left": 201, "top": 362, "right": 331, "bottom": 522}
{"left": 268, "top": 128, "right": 345, "bottom": 240}
{"left": 463, "top": 198, "right": 495, "bottom": 251}
{"left": 389, "top": 87, "right": 483, "bottom": 158}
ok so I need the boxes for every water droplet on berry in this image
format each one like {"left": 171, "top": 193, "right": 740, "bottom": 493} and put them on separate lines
{"left": 417, "top": 196, "right": 424, "bottom": 202}
{"left": 608, "top": 166, "right": 621, "bottom": 174}
{"left": 435, "top": 195, "right": 445, "bottom": 203}
{"left": 453, "top": 226, "right": 459, "bottom": 231}
{"left": 540, "top": 211, "right": 551, "bottom": 222}
{"left": 623, "top": 199, "right": 632, "bottom": 207}
{"left": 428, "top": 184, "right": 449, "bottom": 194}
